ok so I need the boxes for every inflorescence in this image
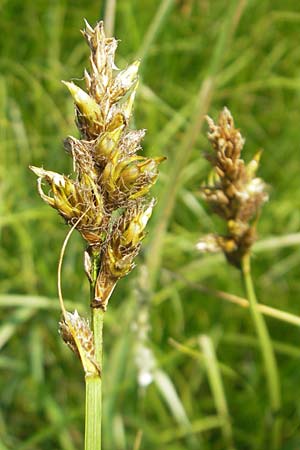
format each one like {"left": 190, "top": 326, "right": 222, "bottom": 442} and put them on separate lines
{"left": 31, "top": 21, "right": 164, "bottom": 309}
{"left": 197, "top": 107, "right": 268, "bottom": 267}
{"left": 30, "top": 21, "right": 164, "bottom": 372}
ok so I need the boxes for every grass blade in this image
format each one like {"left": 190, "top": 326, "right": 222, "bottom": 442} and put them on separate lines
{"left": 199, "top": 335, "right": 235, "bottom": 450}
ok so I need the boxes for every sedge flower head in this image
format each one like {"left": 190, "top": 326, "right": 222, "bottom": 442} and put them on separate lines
{"left": 30, "top": 21, "right": 164, "bottom": 309}
{"left": 198, "top": 107, "right": 268, "bottom": 267}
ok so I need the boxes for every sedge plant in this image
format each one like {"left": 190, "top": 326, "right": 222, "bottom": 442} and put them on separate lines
{"left": 197, "top": 108, "right": 281, "bottom": 449}
{"left": 30, "top": 21, "right": 164, "bottom": 450}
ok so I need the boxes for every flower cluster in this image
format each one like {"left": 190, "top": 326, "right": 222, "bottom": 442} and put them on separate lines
{"left": 197, "top": 108, "right": 268, "bottom": 267}
{"left": 31, "top": 21, "right": 164, "bottom": 309}
{"left": 59, "top": 310, "right": 100, "bottom": 376}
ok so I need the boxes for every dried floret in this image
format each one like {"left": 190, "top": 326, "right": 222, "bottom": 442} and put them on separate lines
{"left": 59, "top": 310, "right": 100, "bottom": 376}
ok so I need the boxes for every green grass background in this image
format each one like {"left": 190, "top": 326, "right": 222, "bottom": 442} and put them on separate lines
{"left": 1, "top": 0, "right": 300, "bottom": 449}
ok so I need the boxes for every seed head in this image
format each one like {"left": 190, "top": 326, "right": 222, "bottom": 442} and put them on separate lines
{"left": 59, "top": 310, "right": 100, "bottom": 376}
{"left": 199, "top": 108, "right": 268, "bottom": 267}
{"left": 30, "top": 21, "right": 164, "bottom": 307}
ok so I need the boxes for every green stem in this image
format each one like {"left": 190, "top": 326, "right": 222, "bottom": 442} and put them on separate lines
{"left": 85, "top": 308, "right": 104, "bottom": 450}
{"left": 241, "top": 253, "right": 281, "bottom": 449}
{"left": 199, "top": 335, "right": 235, "bottom": 450}
{"left": 85, "top": 250, "right": 104, "bottom": 450}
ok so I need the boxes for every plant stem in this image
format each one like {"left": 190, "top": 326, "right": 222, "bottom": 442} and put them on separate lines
{"left": 199, "top": 335, "right": 234, "bottom": 450}
{"left": 85, "top": 251, "right": 104, "bottom": 450}
{"left": 85, "top": 308, "right": 104, "bottom": 450}
{"left": 241, "top": 253, "right": 281, "bottom": 449}
{"left": 103, "top": 0, "right": 116, "bottom": 37}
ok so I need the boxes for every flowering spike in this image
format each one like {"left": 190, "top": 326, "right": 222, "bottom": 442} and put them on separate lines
{"left": 31, "top": 21, "right": 164, "bottom": 308}
{"left": 198, "top": 108, "right": 268, "bottom": 267}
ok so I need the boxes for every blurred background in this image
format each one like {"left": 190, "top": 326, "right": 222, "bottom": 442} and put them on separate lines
{"left": 1, "top": 0, "right": 300, "bottom": 449}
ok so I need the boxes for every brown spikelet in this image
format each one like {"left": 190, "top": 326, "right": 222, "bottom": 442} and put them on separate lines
{"left": 198, "top": 108, "right": 268, "bottom": 267}
{"left": 59, "top": 310, "right": 100, "bottom": 376}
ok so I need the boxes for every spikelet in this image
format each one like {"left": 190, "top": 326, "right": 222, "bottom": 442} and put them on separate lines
{"left": 198, "top": 108, "right": 268, "bottom": 267}
{"left": 59, "top": 310, "right": 100, "bottom": 376}
{"left": 30, "top": 21, "right": 164, "bottom": 308}
{"left": 95, "top": 200, "right": 155, "bottom": 309}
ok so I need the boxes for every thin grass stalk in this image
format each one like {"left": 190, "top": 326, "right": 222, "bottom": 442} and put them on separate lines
{"left": 160, "top": 415, "right": 224, "bottom": 443}
{"left": 85, "top": 308, "right": 104, "bottom": 450}
{"left": 103, "top": 0, "right": 116, "bottom": 36}
{"left": 223, "top": 333, "right": 300, "bottom": 360}
{"left": 85, "top": 253, "right": 103, "bottom": 450}
{"left": 199, "top": 335, "right": 235, "bottom": 450}
{"left": 241, "top": 253, "right": 281, "bottom": 449}
{"left": 167, "top": 274, "right": 300, "bottom": 327}
{"left": 85, "top": 375, "right": 102, "bottom": 450}
{"left": 136, "top": 0, "right": 175, "bottom": 65}
{"left": 132, "top": 430, "right": 143, "bottom": 450}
